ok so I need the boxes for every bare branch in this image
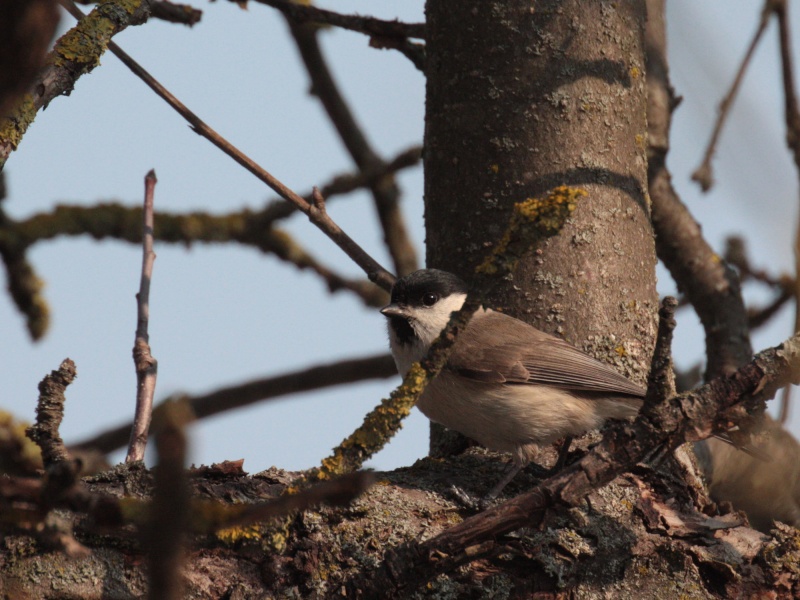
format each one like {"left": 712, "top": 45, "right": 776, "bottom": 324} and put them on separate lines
{"left": 287, "top": 21, "right": 420, "bottom": 275}
{"left": 691, "top": 3, "right": 772, "bottom": 191}
{"left": 60, "top": 0, "right": 396, "bottom": 291}
{"left": 245, "top": 0, "right": 425, "bottom": 39}
{"left": 126, "top": 170, "right": 159, "bottom": 463}
{"left": 71, "top": 353, "right": 397, "bottom": 455}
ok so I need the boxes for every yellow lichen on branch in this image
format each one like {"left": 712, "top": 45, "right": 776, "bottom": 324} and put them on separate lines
{"left": 312, "top": 362, "right": 426, "bottom": 482}
{"left": 477, "top": 185, "right": 586, "bottom": 276}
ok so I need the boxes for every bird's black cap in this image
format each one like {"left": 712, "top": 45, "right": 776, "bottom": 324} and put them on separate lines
{"left": 390, "top": 269, "right": 469, "bottom": 306}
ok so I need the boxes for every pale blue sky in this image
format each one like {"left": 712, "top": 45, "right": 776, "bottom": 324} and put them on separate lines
{"left": 1, "top": 1, "right": 797, "bottom": 473}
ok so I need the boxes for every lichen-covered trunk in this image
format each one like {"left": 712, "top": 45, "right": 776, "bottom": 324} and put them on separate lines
{"left": 424, "top": 0, "right": 657, "bottom": 457}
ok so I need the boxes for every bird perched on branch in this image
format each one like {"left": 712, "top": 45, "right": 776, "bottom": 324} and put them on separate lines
{"left": 381, "top": 269, "right": 645, "bottom": 498}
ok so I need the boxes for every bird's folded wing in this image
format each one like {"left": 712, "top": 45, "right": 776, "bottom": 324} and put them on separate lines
{"left": 447, "top": 310, "right": 646, "bottom": 397}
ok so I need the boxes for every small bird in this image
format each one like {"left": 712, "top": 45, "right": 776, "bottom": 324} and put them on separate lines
{"left": 381, "top": 269, "right": 646, "bottom": 497}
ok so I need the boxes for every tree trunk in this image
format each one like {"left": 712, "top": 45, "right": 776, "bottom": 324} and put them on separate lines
{"left": 425, "top": 0, "right": 657, "bottom": 458}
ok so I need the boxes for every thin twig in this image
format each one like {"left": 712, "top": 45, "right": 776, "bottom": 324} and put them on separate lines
{"left": 691, "top": 3, "right": 772, "bottom": 191}
{"left": 127, "top": 170, "right": 159, "bottom": 463}
{"left": 72, "top": 353, "right": 397, "bottom": 455}
{"left": 259, "top": 145, "right": 421, "bottom": 226}
{"left": 60, "top": 0, "right": 396, "bottom": 291}
{"left": 244, "top": 0, "right": 425, "bottom": 39}
{"left": 287, "top": 21, "right": 419, "bottom": 275}
{"left": 748, "top": 287, "right": 793, "bottom": 329}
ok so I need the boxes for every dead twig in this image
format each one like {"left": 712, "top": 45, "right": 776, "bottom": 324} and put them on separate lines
{"left": 691, "top": 2, "right": 772, "bottom": 191}
{"left": 644, "top": 296, "right": 678, "bottom": 407}
{"left": 127, "top": 170, "right": 159, "bottom": 463}
{"left": 26, "top": 359, "right": 76, "bottom": 467}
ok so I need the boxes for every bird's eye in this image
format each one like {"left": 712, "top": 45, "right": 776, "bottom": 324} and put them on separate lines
{"left": 422, "top": 292, "right": 438, "bottom": 306}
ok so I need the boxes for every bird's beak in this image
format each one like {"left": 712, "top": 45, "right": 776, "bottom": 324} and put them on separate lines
{"left": 380, "top": 304, "right": 406, "bottom": 318}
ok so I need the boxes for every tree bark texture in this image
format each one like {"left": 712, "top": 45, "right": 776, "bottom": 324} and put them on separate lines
{"left": 425, "top": 0, "right": 656, "bottom": 379}
{"left": 425, "top": 0, "right": 657, "bottom": 456}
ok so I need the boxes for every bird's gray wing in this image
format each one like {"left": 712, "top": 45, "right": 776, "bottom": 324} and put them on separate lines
{"left": 447, "top": 309, "right": 646, "bottom": 397}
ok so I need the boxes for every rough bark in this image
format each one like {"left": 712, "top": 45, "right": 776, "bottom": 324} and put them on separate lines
{"left": 425, "top": 0, "right": 657, "bottom": 458}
